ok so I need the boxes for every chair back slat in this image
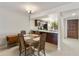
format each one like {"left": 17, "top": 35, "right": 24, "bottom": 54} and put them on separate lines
{"left": 39, "top": 33, "right": 46, "bottom": 51}
{"left": 18, "top": 34, "right": 26, "bottom": 49}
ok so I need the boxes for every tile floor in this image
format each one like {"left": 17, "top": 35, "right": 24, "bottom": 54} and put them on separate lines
{"left": 0, "top": 40, "right": 79, "bottom": 56}
{"left": 0, "top": 42, "right": 57, "bottom": 56}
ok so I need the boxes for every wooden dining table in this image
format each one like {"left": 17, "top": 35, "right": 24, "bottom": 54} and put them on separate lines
{"left": 24, "top": 34, "right": 40, "bottom": 55}
{"left": 24, "top": 34, "right": 40, "bottom": 44}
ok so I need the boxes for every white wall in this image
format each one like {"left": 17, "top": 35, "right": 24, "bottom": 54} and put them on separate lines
{"left": 0, "top": 8, "right": 30, "bottom": 48}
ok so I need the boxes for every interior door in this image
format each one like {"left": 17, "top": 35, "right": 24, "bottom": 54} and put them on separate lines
{"left": 67, "top": 19, "right": 78, "bottom": 39}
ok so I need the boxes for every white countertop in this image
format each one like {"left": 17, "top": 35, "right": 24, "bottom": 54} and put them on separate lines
{"left": 31, "top": 29, "right": 58, "bottom": 33}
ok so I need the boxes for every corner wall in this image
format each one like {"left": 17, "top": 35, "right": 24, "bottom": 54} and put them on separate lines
{"left": 0, "top": 8, "right": 30, "bottom": 48}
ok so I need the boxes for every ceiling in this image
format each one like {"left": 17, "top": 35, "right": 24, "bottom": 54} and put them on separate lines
{"left": 0, "top": 2, "right": 72, "bottom": 14}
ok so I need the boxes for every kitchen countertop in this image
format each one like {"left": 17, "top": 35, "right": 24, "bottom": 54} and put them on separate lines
{"left": 31, "top": 29, "right": 58, "bottom": 33}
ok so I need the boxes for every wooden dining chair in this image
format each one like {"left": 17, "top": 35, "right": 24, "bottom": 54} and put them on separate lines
{"left": 20, "top": 30, "right": 26, "bottom": 35}
{"left": 33, "top": 33, "right": 46, "bottom": 56}
{"left": 38, "top": 33, "right": 47, "bottom": 56}
{"left": 18, "top": 34, "right": 30, "bottom": 56}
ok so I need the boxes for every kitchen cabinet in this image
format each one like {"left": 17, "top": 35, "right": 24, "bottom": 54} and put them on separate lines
{"left": 32, "top": 30, "right": 58, "bottom": 45}
{"left": 46, "top": 33, "right": 58, "bottom": 45}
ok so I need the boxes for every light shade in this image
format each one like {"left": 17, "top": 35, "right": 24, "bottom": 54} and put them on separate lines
{"left": 23, "top": 4, "right": 39, "bottom": 13}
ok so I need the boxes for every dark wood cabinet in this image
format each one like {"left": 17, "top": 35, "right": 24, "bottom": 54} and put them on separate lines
{"left": 35, "top": 20, "right": 38, "bottom": 26}
{"left": 67, "top": 19, "right": 78, "bottom": 39}
{"left": 46, "top": 33, "right": 58, "bottom": 45}
{"left": 32, "top": 31, "right": 58, "bottom": 45}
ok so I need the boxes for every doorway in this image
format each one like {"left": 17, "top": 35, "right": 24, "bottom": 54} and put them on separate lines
{"left": 63, "top": 19, "right": 79, "bottom": 49}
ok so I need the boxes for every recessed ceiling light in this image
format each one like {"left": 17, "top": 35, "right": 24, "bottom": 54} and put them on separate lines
{"left": 72, "top": 13, "right": 76, "bottom": 16}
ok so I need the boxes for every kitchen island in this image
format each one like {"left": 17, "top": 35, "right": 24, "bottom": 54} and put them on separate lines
{"left": 31, "top": 30, "right": 58, "bottom": 45}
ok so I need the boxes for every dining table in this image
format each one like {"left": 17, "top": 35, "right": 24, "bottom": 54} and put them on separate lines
{"left": 24, "top": 34, "right": 40, "bottom": 55}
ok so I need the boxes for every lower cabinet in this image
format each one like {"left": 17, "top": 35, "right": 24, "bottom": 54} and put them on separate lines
{"left": 32, "top": 31, "right": 58, "bottom": 45}
{"left": 46, "top": 33, "right": 58, "bottom": 45}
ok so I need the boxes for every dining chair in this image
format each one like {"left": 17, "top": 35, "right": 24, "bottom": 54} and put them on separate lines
{"left": 18, "top": 33, "right": 30, "bottom": 56}
{"left": 38, "top": 33, "right": 46, "bottom": 56}
{"left": 20, "top": 30, "right": 26, "bottom": 35}
{"left": 33, "top": 33, "right": 46, "bottom": 56}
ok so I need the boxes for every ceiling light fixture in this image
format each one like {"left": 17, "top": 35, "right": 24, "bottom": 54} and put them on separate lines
{"left": 22, "top": 4, "right": 39, "bottom": 13}
{"left": 72, "top": 13, "right": 76, "bottom": 16}
{"left": 21, "top": 4, "right": 39, "bottom": 33}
